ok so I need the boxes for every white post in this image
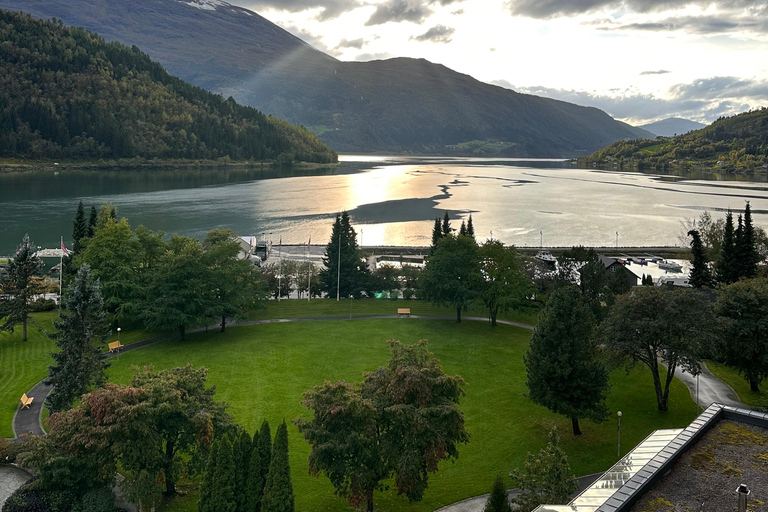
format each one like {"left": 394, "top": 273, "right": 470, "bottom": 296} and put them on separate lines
{"left": 59, "top": 236, "right": 63, "bottom": 303}
{"left": 617, "top": 411, "right": 622, "bottom": 458}
{"left": 307, "top": 239, "right": 311, "bottom": 302}
{"left": 278, "top": 241, "right": 282, "bottom": 302}
{"left": 117, "top": 327, "right": 121, "bottom": 361}
{"left": 336, "top": 226, "right": 341, "bottom": 302}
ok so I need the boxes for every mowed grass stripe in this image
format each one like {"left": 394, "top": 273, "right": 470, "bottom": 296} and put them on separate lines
{"left": 106, "top": 319, "right": 696, "bottom": 512}
{"left": 0, "top": 312, "right": 57, "bottom": 437}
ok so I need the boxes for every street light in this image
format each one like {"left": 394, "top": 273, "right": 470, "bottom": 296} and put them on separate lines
{"left": 617, "top": 411, "right": 622, "bottom": 458}
{"left": 116, "top": 327, "right": 121, "bottom": 361}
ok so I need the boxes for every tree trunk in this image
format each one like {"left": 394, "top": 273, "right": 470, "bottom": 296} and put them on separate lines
{"left": 22, "top": 318, "right": 27, "bottom": 342}
{"left": 571, "top": 417, "right": 582, "bottom": 436}
{"left": 179, "top": 324, "right": 185, "bottom": 341}
{"left": 366, "top": 487, "right": 374, "bottom": 512}
{"left": 164, "top": 439, "right": 176, "bottom": 496}
{"left": 220, "top": 315, "right": 226, "bottom": 333}
{"left": 456, "top": 307, "right": 461, "bottom": 323}
{"left": 750, "top": 379, "right": 760, "bottom": 393}
{"left": 649, "top": 363, "right": 667, "bottom": 411}
{"left": 661, "top": 364, "right": 676, "bottom": 413}
{"left": 490, "top": 307, "right": 498, "bottom": 327}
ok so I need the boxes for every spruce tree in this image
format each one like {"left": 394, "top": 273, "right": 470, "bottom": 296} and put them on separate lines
{"left": 45, "top": 264, "right": 110, "bottom": 412}
{"left": 442, "top": 211, "right": 452, "bottom": 236}
{"left": 430, "top": 218, "right": 442, "bottom": 255}
{"left": 524, "top": 286, "right": 609, "bottom": 435}
{"left": 88, "top": 205, "right": 98, "bottom": 237}
{"left": 245, "top": 429, "right": 265, "bottom": 512}
{"left": 484, "top": 475, "right": 512, "bottom": 512}
{"left": 717, "top": 209, "right": 737, "bottom": 283}
{"left": 736, "top": 201, "right": 759, "bottom": 279}
{"left": 467, "top": 214, "right": 475, "bottom": 239}
{"left": 234, "top": 430, "right": 253, "bottom": 511}
{"left": 734, "top": 214, "right": 744, "bottom": 278}
{"left": 459, "top": 221, "right": 467, "bottom": 236}
{"left": 72, "top": 200, "right": 88, "bottom": 254}
{"left": 198, "top": 436, "right": 221, "bottom": 512}
{"left": 212, "top": 435, "right": 237, "bottom": 512}
{"left": 258, "top": 421, "right": 273, "bottom": 496}
{"left": 320, "top": 212, "right": 370, "bottom": 298}
{"left": 0, "top": 234, "right": 44, "bottom": 341}
{"left": 261, "top": 421, "right": 294, "bottom": 512}
{"left": 687, "top": 230, "right": 713, "bottom": 288}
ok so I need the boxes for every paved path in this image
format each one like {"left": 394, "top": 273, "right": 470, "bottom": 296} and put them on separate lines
{"left": 0, "top": 465, "right": 32, "bottom": 509}
{"left": 675, "top": 362, "right": 742, "bottom": 409}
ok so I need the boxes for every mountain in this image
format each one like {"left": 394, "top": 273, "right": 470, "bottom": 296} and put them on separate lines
{"left": 639, "top": 118, "right": 707, "bottom": 137}
{"left": 0, "top": 0, "right": 654, "bottom": 157}
{"left": 0, "top": 10, "right": 336, "bottom": 163}
{"left": 579, "top": 109, "right": 768, "bottom": 172}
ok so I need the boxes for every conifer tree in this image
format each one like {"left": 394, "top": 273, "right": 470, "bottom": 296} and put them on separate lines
{"left": 0, "top": 234, "right": 44, "bottom": 341}
{"left": 45, "top": 264, "right": 110, "bottom": 412}
{"left": 88, "top": 205, "right": 98, "bottom": 237}
{"left": 467, "top": 214, "right": 475, "bottom": 239}
{"left": 430, "top": 217, "right": 443, "bottom": 255}
{"left": 320, "top": 212, "right": 370, "bottom": 298}
{"left": 688, "top": 229, "right": 713, "bottom": 288}
{"left": 442, "top": 211, "right": 452, "bottom": 236}
{"left": 234, "top": 430, "right": 253, "bottom": 511}
{"left": 484, "top": 475, "right": 512, "bottom": 512}
{"left": 717, "top": 209, "right": 737, "bottom": 283}
{"left": 245, "top": 430, "right": 265, "bottom": 512}
{"left": 261, "top": 421, "right": 294, "bottom": 512}
{"left": 198, "top": 436, "right": 221, "bottom": 512}
{"left": 258, "top": 421, "right": 273, "bottom": 495}
{"left": 524, "top": 286, "right": 609, "bottom": 435}
{"left": 72, "top": 200, "right": 88, "bottom": 254}
{"left": 736, "top": 201, "right": 759, "bottom": 279}
{"left": 459, "top": 220, "right": 467, "bottom": 236}
{"left": 212, "top": 435, "right": 237, "bottom": 512}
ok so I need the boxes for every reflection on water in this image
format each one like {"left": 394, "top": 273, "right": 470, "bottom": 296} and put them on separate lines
{"left": 1, "top": 157, "right": 767, "bottom": 255}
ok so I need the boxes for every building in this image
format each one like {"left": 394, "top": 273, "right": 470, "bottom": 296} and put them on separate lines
{"left": 534, "top": 403, "right": 768, "bottom": 511}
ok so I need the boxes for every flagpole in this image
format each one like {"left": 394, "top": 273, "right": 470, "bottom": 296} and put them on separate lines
{"left": 278, "top": 238, "right": 282, "bottom": 302}
{"left": 59, "top": 236, "right": 63, "bottom": 303}
{"left": 307, "top": 236, "right": 311, "bottom": 302}
{"left": 336, "top": 227, "right": 341, "bottom": 302}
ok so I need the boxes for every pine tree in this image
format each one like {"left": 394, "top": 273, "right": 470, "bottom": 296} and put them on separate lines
{"left": 736, "top": 201, "right": 759, "bottom": 279}
{"left": 459, "top": 221, "right": 467, "bottom": 236}
{"left": 234, "top": 430, "right": 253, "bottom": 512}
{"left": 319, "top": 212, "right": 370, "bottom": 298}
{"left": 467, "top": 214, "right": 475, "bottom": 239}
{"left": 524, "top": 286, "right": 609, "bottom": 435}
{"left": 44, "top": 264, "right": 110, "bottom": 412}
{"left": 734, "top": 213, "right": 744, "bottom": 278}
{"left": 430, "top": 217, "right": 442, "bottom": 256}
{"left": 442, "top": 211, "right": 452, "bottom": 237}
{"left": 88, "top": 205, "right": 98, "bottom": 237}
{"left": 72, "top": 200, "right": 88, "bottom": 254}
{"left": 484, "top": 475, "right": 512, "bottom": 512}
{"left": 0, "top": 234, "right": 44, "bottom": 341}
{"left": 261, "top": 421, "right": 294, "bottom": 512}
{"left": 198, "top": 436, "right": 221, "bottom": 512}
{"left": 717, "top": 209, "right": 737, "bottom": 283}
{"left": 212, "top": 435, "right": 237, "bottom": 512}
{"left": 245, "top": 429, "right": 265, "bottom": 512}
{"left": 687, "top": 230, "right": 713, "bottom": 288}
{"left": 258, "top": 421, "right": 273, "bottom": 497}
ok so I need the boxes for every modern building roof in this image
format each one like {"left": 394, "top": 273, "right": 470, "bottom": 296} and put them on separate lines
{"left": 534, "top": 403, "right": 768, "bottom": 512}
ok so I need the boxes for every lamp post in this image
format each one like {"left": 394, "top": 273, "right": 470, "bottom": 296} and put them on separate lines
{"left": 617, "top": 411, "right": 622, "bottom": 458}
{"left": 116, "top": 327, "right": 121, "bottom": 361}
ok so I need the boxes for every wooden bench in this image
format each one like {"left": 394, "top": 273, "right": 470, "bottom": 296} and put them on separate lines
{"left": 108, "top": 340, "right": 124, "bottom": 352}
{"left": 20, "top": 393, "right": 33, "bottom": 409}
{"left": 397, "top": 308, "right": 411, "bottom": 317}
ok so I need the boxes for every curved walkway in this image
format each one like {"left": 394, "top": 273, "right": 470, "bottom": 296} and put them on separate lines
{"left": 0, "top": 465, "right": 32, "bottom": 509}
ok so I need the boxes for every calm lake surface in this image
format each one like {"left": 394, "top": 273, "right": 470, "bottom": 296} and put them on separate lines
{"left": 1, "top": 155, "right": 768, "bottom": 256}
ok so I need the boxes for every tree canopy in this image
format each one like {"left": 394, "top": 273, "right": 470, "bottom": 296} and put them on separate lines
{"left": 0, "top": 234, "right": 44, "bottom": 341}
{"left": 319, "top": 212, "right": 371, "bottom": 299}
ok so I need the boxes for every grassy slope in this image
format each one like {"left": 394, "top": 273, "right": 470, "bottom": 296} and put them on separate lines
{"left": 705, "top": 361, "right": 768, "bottom": 407}
{"left": 106, "top": 319, "right": 695, "bottom": 512}
{"left": 0, "top": 312, "right": 57, "bottom": 437}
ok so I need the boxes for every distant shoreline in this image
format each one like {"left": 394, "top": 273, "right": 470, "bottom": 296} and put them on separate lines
{"left": 0, "top": 158, "right": 338, "bottom": 174}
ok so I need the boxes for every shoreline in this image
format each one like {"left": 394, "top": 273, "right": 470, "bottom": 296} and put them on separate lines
{"left": 0, "top": 158, "right": 338, "bottom": 174}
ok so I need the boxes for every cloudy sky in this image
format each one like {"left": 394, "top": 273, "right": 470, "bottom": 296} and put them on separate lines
{"left": 227, "top": 0, "right": 767, "bottom": 126}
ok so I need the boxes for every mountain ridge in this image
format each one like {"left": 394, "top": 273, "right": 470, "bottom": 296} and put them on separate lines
{"left": 1, "top": 0, "right": 654, "bottom": 156}
{"left": 639, "top": 118, "right": 707, "bottom": 137}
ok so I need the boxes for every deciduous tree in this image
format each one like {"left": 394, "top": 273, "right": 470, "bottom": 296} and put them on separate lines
{"left": 478, "top": 240, "right": 533, "bottom": 326}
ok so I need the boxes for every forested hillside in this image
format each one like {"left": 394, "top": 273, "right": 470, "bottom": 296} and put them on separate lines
{"left": 579, "top": 108, "right": 768, "bottom": 172}
{"left": 0, "top": 10, "right": 337, "bottom": 163}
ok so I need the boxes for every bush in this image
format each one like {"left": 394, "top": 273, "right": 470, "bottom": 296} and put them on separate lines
{"left": 0, "top": 438, "right": 32, "bottom": 464}
{"left": 389, "top": 290, "right": 399, "bottom": 300}
{"left": 402, "top": 288, "right": 415, "bottom": 300}
{"left": 30, "top": 298, "right": 56, "bottom": 312}
{"left": 80, "top": 486, "right": 114, "bottom": 512}
{"left": 2, "top": 488, "right": 77, "bottom": 512}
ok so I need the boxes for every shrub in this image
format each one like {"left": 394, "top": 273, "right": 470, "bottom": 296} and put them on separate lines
{"left": 30, "top": 298, "right": 57, "bottom": 312}
{"left": 402, "top": 288, "right": 415, "bottom": 300}
{"left": 80, "top": 486, "right": 115, "bottom": 512}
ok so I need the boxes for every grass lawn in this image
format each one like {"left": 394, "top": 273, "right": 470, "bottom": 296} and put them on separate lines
{"left": 0, "top": 311, "right": 58, "bottom": 438}
{"left": 248, "top": 298, "right": 541, "bottom": 326}
{"left": 705, "top": 361, "right": 768, "bottom": 407}
{"left": 106, "top": 319, "right": 695, "bottom": 512}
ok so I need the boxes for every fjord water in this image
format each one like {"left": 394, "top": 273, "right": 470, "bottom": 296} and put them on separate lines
{"left": 1, "top": 156, "right": 767, "bottom": 256}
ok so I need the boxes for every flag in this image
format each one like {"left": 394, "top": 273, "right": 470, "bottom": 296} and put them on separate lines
{"left": 307, "top": 236, "right": 311, "bottom": 249}
{"left": 61, "top": 240, "right": 69, "bottom": 256}
{"left": 279, "top": 237, "right": 282, "bottom": 248}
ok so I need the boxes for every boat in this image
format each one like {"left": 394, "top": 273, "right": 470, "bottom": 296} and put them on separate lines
{"left": 535, "top": 250, "right": 557, "bottom": 264}
{"left": 658, "top": 260, "right": 683, "bottom": 273}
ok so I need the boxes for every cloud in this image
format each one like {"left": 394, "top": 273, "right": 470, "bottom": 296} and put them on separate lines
{"left": 640, "top": 70, "right": 670, "bottom": 75}
{"left": 366, "top": 0, "right": 433, "bottom": 25}
{"left": 451, "top": 8, "right": 464, "bottom": 15}
{"left": 410, "top": 24, "right": 455, "bottom": 43}
{"left": 234, "top": 0, "right": 362, "bottom": 20}
{"left": 336, "top": 38, "right": 367, "bottom": 49}
{"left": 354, "top": 52, "right": 395, "bottom": 61}
{"left": 279, "top": 24, "right": 341, "bottom": 54}
{"left": 596, "top": 14, "right": 768, "bottom": 34}
{"left": 489, "top": 76, "right": 768, "bottom": 125}
{"left": 503, "top": 0, "right": 767, "bottom": 20}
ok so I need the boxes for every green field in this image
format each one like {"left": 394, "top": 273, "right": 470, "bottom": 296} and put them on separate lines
{"left": 106, "top": 318, "right": 696, "bottom": 512}
{"left": 706, "top": 361, "right": 768, "bottom": 407}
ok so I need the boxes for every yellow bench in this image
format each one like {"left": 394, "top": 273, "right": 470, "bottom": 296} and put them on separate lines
{"left": 397, "top": 308, "right": 411, "bottom": 317}
{"left": 20, "top": 393, "right": 33, "bottom": 409}
{"left": 108, "top": 340, "right": 124, "bottom": 352}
